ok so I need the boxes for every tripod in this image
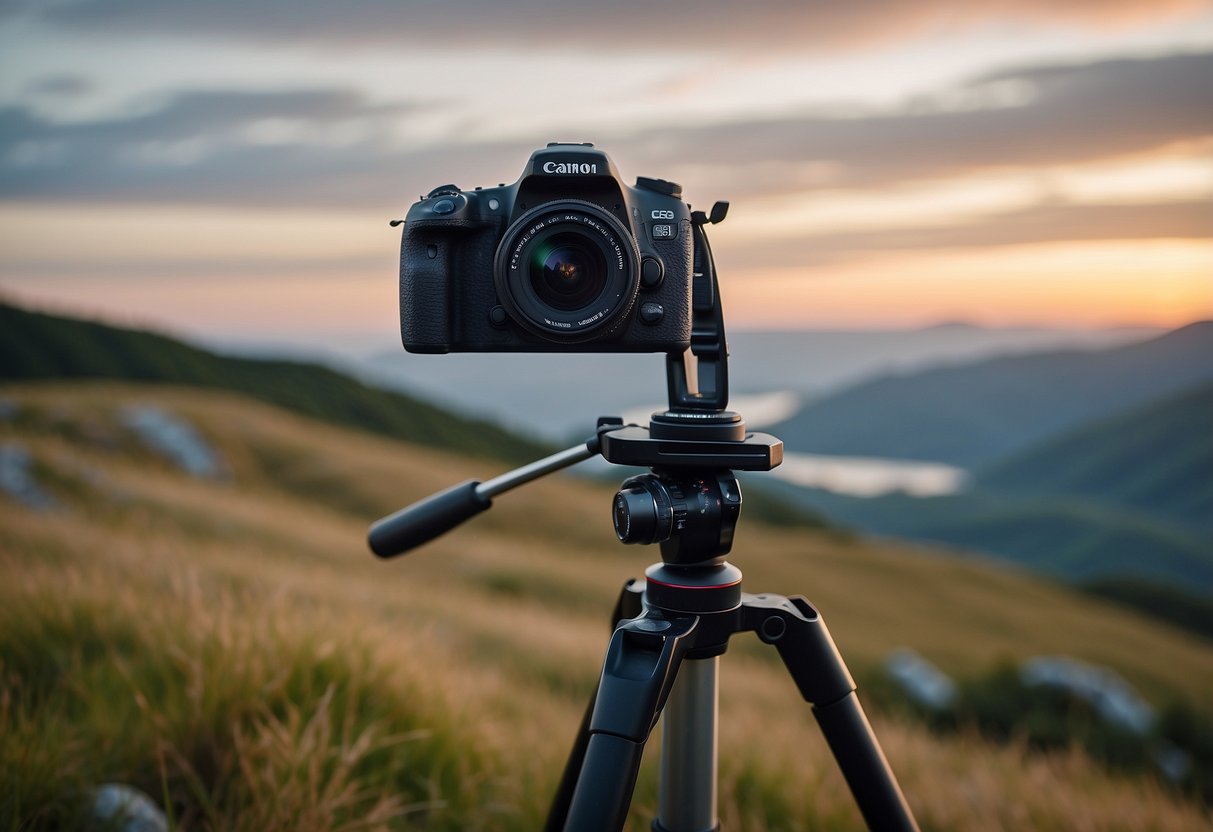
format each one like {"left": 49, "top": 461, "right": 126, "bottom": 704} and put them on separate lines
{"left": 369, "top": 205, "right": 918, "bottom": 831}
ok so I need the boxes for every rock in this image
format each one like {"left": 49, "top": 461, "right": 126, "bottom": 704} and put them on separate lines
{"left": 92, "top": 783, "right": 168, "bottom": 832}
{"left": 1020, "top": 655, "right": 1155, "bottom": 735}
{"left": 0, "top": 442, "right": 55, "bottom": 510}
{"left": 885, "top": 648, "right": 957, "bottom": 710}
{"left": 120, "top": 405, "right": 222, "bottom": 479}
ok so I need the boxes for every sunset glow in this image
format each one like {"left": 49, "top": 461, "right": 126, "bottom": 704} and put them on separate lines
{"left": 723, "top": 241, "right": 1213, "bottom": 330}
{"left": 1, "top": 2, "right": 1210, "bottom": 351}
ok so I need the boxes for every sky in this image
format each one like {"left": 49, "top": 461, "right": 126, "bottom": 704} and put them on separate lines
{"left": 0, "top": 1, "right": 1211, "bottom": 357}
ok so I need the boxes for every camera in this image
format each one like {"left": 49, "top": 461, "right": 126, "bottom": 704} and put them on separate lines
{"left": 397, "top": 142, "right": 693, "bottom": 353}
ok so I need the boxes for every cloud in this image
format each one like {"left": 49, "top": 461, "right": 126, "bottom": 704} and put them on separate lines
{"left": 4, "top": 0, "right": 1208, "bottom": 51}
{"left": 727, "top": 199, "right": 1213, "bottom": 268}
{"left": 0, "top": 252, "right": 384, "bottom": 280}
{"left": 0, "top": 88, "right": 457, "bottom": 208}
{"left": 3, "top": 50, "right": 1209, "bottom": 220}
{"left": 23, "top": 74, "right": 93, "bottom": 98}
{"left": 621, "top": 50, "right": 1213, "bottom": 196}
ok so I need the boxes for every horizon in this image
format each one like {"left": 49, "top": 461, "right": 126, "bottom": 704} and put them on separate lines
{"left": 1, "top": 289, "right": 1196, "bottom": 365}
{"left": 1, "top": 3, "right": 1211, "bottom": 353}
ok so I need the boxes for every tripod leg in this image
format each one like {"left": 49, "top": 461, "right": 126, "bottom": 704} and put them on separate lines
{"left": 563, "top": 613, "right": 699, "bottom": 832}
{"left": 657, "top": 656, "right": 720, "bottom": 832}
{"left": 744, "top": 594, "right": 919, "bottom": 832}
{"left": 545, "top": 686, "right": 597, "bottom": 832}
{"left": 546, "top": 581, "right": 647, "bottom": 832}
{"left": 813, "top": 694, "right": 916, "bottom": 832}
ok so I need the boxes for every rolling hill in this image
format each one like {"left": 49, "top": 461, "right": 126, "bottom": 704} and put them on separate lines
{"left": 0, "top": 300, "right": 549, "bottom": 464}
{"left": 769, "top": 381, "right": 1213, "bottom": 597}
{"left": 768, "top": 321, "right": 1213, "bottom": 468}
{"left": 977, "top": 382, "right": 1213, "bottom": 531}
{"left": 782, "top": 485, "right": 1213, "bottom": 590}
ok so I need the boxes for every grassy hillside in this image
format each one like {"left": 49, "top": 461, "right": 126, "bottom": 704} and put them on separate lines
{"left": 1082, "top": 578, "right": 1213, "bottom": 641}
{"left": 774, "top": 484, "right": 1213, "bottom": 595}
{"left": 979, "top": 383, "right": 1213, "bottom": 531}
{"left": 0, "top": 300, "right": 549, "bottom": 464}
{"left": 771, "top": 382, "right": 1213, "bottom": 599}
{"left": 3, "top": 382, "right": 1212, "bottom": 830}
{"left": 770, "top": 321, "right": 1213, "bottom": 468}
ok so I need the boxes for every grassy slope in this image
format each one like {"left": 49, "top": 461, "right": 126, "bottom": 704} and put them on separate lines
{"left": 0, "top": 301, "right": 549, "bottom": 464}
{"left": 3, "top": 383, "right": 1212, "bottom": 830}
{"left": 978, "top": 382, "right": 1213, "bottom": 531}
{"left": 768, "top": 481, "right": 1213, "bottom": 595}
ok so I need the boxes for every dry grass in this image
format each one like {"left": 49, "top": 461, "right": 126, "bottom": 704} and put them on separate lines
{"left": 2, "top": 382, "right": 1211, "bottom": 830}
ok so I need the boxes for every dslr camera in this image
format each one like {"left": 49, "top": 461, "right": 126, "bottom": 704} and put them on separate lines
{"left": 397, "top": 143, "right": 692, "bottom": 353}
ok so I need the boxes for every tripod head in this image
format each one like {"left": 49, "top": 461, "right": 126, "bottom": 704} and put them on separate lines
{"left": 613, "top": 469, "right": 740, "bottom": 566}
{"left": 368, "top": 199, "right": 782, "bottom": 563}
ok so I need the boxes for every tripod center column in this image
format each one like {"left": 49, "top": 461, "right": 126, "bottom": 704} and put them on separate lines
{"left": 657, "top": 656, "right": 719, "bottom": 832}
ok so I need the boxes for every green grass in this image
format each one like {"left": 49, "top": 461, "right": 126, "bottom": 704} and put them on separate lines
{"left": 1081, "top": 577, "right": 1213, "bottom": 641}
{"left": 781, "top": 484, "right": 1213, "bottom": 595}
{"left": 0, "top": 300, "right": 549, "bottom": 465}
{"left": 978, "top": 382, "right": 1213, "bottom": 531}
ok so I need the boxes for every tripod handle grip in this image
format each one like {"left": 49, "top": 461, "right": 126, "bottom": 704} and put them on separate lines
{"left": 368, "top": 480, "right": 491, "bottom": 558}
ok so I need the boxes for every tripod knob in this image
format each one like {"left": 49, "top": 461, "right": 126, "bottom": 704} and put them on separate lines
{"left": 612, "top": 471, "right": 741, "bottom": 564}
{"left": 613, "top": 479, "right": 672, "bottom": 544}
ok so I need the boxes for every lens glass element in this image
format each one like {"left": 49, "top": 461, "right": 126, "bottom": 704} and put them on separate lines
{"left": 530, "top": 233, "right": 606, "bottom": 311}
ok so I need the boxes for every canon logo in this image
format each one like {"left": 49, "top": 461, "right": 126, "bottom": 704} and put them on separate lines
{"left": 543, "top": 161, "right": 598, "bottom": 174}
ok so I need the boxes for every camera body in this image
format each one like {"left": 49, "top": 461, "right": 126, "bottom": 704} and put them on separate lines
{"left": 398, "top": 143, "right": 693, "bottom": 353}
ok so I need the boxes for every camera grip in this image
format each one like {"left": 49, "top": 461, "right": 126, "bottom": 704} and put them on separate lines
{"left": 400, "top": 227, "right": 454, "bottom": 352}
{"left": 368, "top": 480, "right": 491, "bottom": 557}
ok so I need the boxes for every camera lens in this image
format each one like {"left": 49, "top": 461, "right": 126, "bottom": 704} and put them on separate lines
{"left": 531, "top": 234, "right": 606, "bottom": 311}
{"left": 495, "top": 201, "right": 640, "bottom": 342}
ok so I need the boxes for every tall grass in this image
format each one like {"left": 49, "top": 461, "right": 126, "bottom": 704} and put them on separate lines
{"left": 2, "top": 383, "right": 1211, "bottom": 830}
{"left": 1, "top": 552, "right": 502, "bottom": 831}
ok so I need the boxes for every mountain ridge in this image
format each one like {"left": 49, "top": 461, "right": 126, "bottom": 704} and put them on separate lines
{"left": 0, "top": 300, "right": 549, "bottom": 464}
{"left": 355, "top": 322, "right": 1160, "bottom": 440}
{"left": 770, "top": 379, "right": 1213, "bottom": 595}
{"left": 978, "top": 382, "right": 1213, "bottom": 531}
{"left": 769, "top": 321, "right": 1213, "bottom": 468}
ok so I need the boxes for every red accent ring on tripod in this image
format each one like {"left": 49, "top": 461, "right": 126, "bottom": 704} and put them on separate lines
{"left": 643, "top": 563, "right": 744, "bottom": 614}
{"left": 645, "top": 575, "right": 742, "bottom": 591}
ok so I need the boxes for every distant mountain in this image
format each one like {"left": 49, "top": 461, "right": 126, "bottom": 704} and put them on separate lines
{"left": 726, "top": 323, "right": 1160, "bottom": 397}
{"left": 978, "top": 383, "right": 1213, "bottom": 531}
{"left": 770, "top": 482, "right": 1213, "bottom": 594}
{"left": 767, "top": 382, "right": 1213, "bottom": 595}
{"left": 356, "top": 323, "right": 1156, "bottom": 440}
{"left": 768, "top": 322, "right": 1213, "bottom": 468}
{"left": 0, "top": 301, "right": 549, "bottom": 464}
